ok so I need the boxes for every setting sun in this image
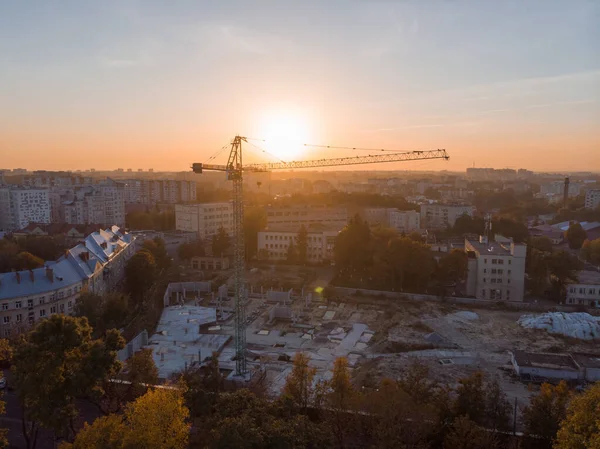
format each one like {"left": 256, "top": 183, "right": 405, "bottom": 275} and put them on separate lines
{"left": 261, "top": 114, "right": 310, "bottom": 161}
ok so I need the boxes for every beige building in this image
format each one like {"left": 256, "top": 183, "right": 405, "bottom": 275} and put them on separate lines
{"left": 258, "top": 228, "right": 339, "bottom": 263}
{"left": 585, "top": 189, "right": 600, "bottom": 210}
{"left": 0, "top": 226, "right": 135, "bottom": 337}
{"left": 566, "top": 271, "right": 600, "bottom": 307}
{"left": 362, "top": 208, "right": 420, "bottom": 233}
{"left": 465, "top": 235, "right": 526, "bottom": 302}
{"left": 265, "top": 205, "right": 347, "bottom": 231}
{"left": 175, "top": 202, "right": 233, "bottom": 239}
{"left": 420, "top": 203, "right": 474, "bottom": 229}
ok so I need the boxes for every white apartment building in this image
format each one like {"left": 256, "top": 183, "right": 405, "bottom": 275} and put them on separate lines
{"left": 0, "top": 226, "right": 135, "bottom": 336}
{"left": 258, "top": 228, "right": 338, "bottom": 263}
{"left": 389, "top": 210, "right": 421, "bottom": 233}
{"left": 60, "top": 180, "right": 125, "bottom": 227}
{"left": 265, "top": 205, "right": 348, "bottom": 231}
{"left": 175, "top": 202, "right": 233, "bottom": 239}
{"left": 465, "top": 235, "right": 527, "bottom": 302}
{"left": 585, "top": 190, "right": 600, "bottom": 210}
{"left": 0, "top": 187, "right": 51, "bottom": 231}
{"left": 566, "top": 271, "right": 600, "bottom": 307}
{"left": 121, "top": 179, "right": 196, "bottom": 205}
{"left": 362, "top": 208, "right": 420, "bottom": 233}
{"left": 420, "top": 203, "right": 474, "bottom": 229}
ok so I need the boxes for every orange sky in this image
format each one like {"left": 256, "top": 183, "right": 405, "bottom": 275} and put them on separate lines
{"left": 1, "top": 1, "right": 599, "bottom": 173}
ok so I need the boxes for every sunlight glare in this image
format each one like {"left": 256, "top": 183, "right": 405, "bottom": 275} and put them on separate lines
{"left": 261, "top": 114, "right": 310, "bottom": 161}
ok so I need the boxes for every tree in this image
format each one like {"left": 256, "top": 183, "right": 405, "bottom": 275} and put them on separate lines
{"left": 282, "top": 352, "right": 318, "bottom": 413}
{"left": 0, "top": 238, "right": 19, "bottom": 272}
{"left": 327, "top": 357, "right": 356, "bottom": 448}
{"left": 334, "top": 214, "right": 372, "bottom": 284}
{"left": 211, "top": 226, "right": 230, "bottom": 257}
{"left": 547, "top": 250, "right": 583, "bottom": 300}
{"left": 286, "top": 240, "right": 298, "bottom": 263}
{"left": 453, "top": 372, "right": 510, "bottom": 431}
{"left": 581, "top": 238, "right": 600, "bottom": 265}
{"left": 61, "top": 387, "right": 190, "bottom": 449}
{"left": 526, "top": 248, "right": 551, "bottom": 297}
{"left": 101, "top": 293, "right": 129, "bottom": 332}
{"left": 565, "top": 222, "right": 587, "bottom": 250}
{"left": 453, "top": 215, "right": 484, "bottom": 236}
{"left": 0, "top": 339, "right": 11, "bottom": 448}
{"left": 425, "top": 186, "right": 442, "bottom": 200}
{"left": 443, "top": 416, "right": 500, "bottom": 449}
{"left": 175, "top": 352, "right": 223, "bottom": 418}
{"left": 13, "top": 315, "right": 125, "bottom": 447}
{"left": 522, "top": 381, "right": 571, "bottom": 449}
{"left": 125, "top": 348, "right": 159, "bottom": 398}
{"left": 529, "top": 236, "right": 554, "bottom": 253}
{"left": 554, "top": 383, "right": 600, "bottom": 449}
{"left": 74, "top": 291, "right": 104, "bottom": 331}
{"left": 125, "top": 250, "right": 157, "bottom": 303}
{"left": 438, "top": 249, "right": 468, "bottom": 284}
{"left": 142, "top": 237, "right": 170, "bottom": 270}
{"left": 296, "top": 225, "right": 308, "bottom": 264}
{"left": 177, "top": 239, "right": 205, "bottom": 260}
{"left": 244, "top": 207, "right": 267, "bottom": 261}
{"left": 13, "top": 252, "right": 44, "bottom": 271}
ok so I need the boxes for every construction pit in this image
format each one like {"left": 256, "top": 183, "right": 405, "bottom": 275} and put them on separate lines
{"left": 172, "top": 271, "right": 599, "bottom": 403}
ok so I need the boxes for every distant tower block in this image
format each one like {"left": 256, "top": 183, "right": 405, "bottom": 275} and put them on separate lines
{"left": 564, "top": 177, "right": 570, "bottom": 209}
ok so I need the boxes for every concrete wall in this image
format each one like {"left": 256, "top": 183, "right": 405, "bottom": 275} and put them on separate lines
{"left": 518, "top": 366, "right": 580, "bottom": 380}
{"left": 117, "top": 329, "right": 149, "bottom": 362}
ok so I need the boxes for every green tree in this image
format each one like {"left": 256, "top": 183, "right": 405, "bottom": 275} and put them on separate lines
{"left": 554, "top": 383, "right": 600, "bottom": 449}
{"left": 125, "top": 348, "right": 159, "bottom": 398}
{"left": 0, "top": 339, "right": 12, "bottom": 448}
{"left": 13, "top": 251, "right": 45, "bottom": 271}
{"left": 438, "top": 249, "right": 468, "bottom": 283}
{"left": 211, "top": 226, "right": 230, "bottom": 257}
{"left": 74, "top": 291, "right": 104, "bottom": 331}
{"left": 296, "top": 225, "right": 308, "bottom": 264}
{"left": 125, "top": 250, "right": 157, "bottom": 303}
{"left": 565, "top": 222, "right": 587, "bottom": 250}
{"left": 547, "top": 250, "right": 583, "bottom": 300}
{"left": 0, "top": 238, "right": 19, "bottom": 273}
{"left": 522, "top": 381, "right": 571, "bottom": 449}
{"left": 61, "top": 387, "right": 190, "bottom": 449}
{"left": 443, "top": 416, "right": 500, "bottom": 449}
{"left": 177, "top": 239, "right": 205, "bottom": 260}
{"left": 101, "top": 293, "right": 129, "bottom": 332}
{"left": 454, "top": 372, "right": 510, "bottom": 431}
{"left": 453, "top": 215, "right": 485, "bottom": 236}
{"left": 13, "top": 315, "right": 125, "bottom": 447}
{"left": 286, "top": 240, "right": 298, "bottom": 263}
{"left": 244, "top": 207, "right": 267, "bottom": 261}
{"left": 334, "top": 214, "right": 372, "bottom": 284}
{"left": 529, "top": 236, "right": 554, "bottom": 253}
{"left": 327, "top": 357, "right": 356, "bottom": 448}
{"left": 142, "top": 237, "right": 170, "bottom": 270}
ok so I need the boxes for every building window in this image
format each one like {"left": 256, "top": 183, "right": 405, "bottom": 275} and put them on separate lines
{"left": 491, "top": 269, "right": 497, "bottom": 274}
{"left": 483, "top": 269, "right": 487, "bottom": 274}
{"left": 40, "top": 309, "right": 46, "bottom": 317}
{"left": 2, "top": 316, "right": 9, "bottom": 324}
{"left": 16, "top": 314, "right": 22, "bottom": 322}
{"left": 50, "top": 306, "right": 57, "bottom": 314}
{"left": 498, "top": 269, "right": 503, "bottom": 275}
{"left": 498, "top": 259, "right": 504, "bottom": 265}
{"left": 68, "top": 301, "right": 72, "bottom": 310}
{"left": 481, "top": 289, "right": 486, "bottom": 298}
{"left": 509, "top": 260, "right": 511, "bottom": 265}
{"left": 27, "top": 299, "right": 33, "bottom": 307}
{"left": 483, "top": 278, "right": 487, "bottom": 283}
{"left": 492, "top": 259, "right": 497, "bottom": 264}
{"left": 1, "top": 304, "right": 7, "bottom": 311}
{"left": 484, "top": 258, "right": 487, "bottom": 264}
{"left": 60, "top": 304, "right": 65, "bottom": 313}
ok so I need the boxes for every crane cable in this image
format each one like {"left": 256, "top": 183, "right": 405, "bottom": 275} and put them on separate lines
{"left": 245, "top": 137, "right": 421, "bottom": 153}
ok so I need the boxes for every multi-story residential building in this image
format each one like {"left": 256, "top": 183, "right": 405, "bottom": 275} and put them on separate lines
{"left": 0, "top": 187, "right": 51, "bottom": 231}
{"left": 265, "top": 205, "right": 348, "bottom": 231}
{"left": 362, "top": 208, "right": 420, "bottom": 233}
{"left": 540, "top": 180, "right": 582, "bottom": 197}
{"left": 585, "top": 189, "right": 600, "bottom": 210}
{"left": 465, "top": 235, "right": 527, "bottom": 302}
{"left": 0, "top": 226, "right": 135, "bottom": 336}
{"left": 175, "top": 202, "right": 233, "bottom": 239}
{"left": 22, "top": 171, "right": 93, "bottom": 188}
{"left": 420, "top": 203, "right": 474, "bottom": 229}
{"left": 389, "top": 210, "right": 421, "bottom": 233}
{"left": 258, "top": 228, "right": 339, "bottom": 263}
{"left": 59, "top": 180, "right": 125, "bottom": 227}
{"left": 121, "top": 179, "right": 196, "bottom": 205}
{"left": 566, "top": 271, "right": 600, "bottom": 307}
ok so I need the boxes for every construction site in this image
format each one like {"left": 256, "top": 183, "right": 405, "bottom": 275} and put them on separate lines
{"left": 123, "top": 135, "right": 600, "bottom": 402}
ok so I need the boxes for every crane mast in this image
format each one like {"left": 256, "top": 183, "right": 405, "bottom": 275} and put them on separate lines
{"left": 193, "top": 135, "right": 449, "bottom": 377}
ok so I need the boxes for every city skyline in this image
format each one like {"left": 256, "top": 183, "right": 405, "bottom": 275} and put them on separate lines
{"left": 1, "top": 0, "right": 599, "bottom": 172}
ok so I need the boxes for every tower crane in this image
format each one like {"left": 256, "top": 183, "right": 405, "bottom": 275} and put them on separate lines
{"left": 192, "top": 135, "right": 449, "bottom": 377}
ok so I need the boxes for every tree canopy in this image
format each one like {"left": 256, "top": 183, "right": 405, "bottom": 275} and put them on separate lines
{"left": 554, "top": 383, "right": 600, "bottom": 449}
{"left": 211, "top": 226, "right": 230, "bottom": 257}
{"left": 565, "top": 222, "right": 587, "bottom": 250}
{"left": 125, "top": 250, "right": 157, "bottom": 302}
{"left": 13, "top": 315, "right": 125, "bottom": 445}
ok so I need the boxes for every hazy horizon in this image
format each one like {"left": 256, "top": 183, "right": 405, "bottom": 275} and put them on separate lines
{"left": 1, "top": 1, "right": 598, "bottom": 172}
